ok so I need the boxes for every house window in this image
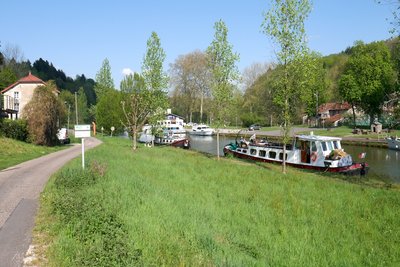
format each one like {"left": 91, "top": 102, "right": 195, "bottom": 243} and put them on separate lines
{"left": 14, "top": 91, "right": 19, "bottom": 99}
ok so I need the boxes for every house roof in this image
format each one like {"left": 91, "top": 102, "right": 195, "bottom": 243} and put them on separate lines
{"left": 1, "top": 72, "right": 46, "bottom": 94}
{"left": 325, "top": 113, "right": 344, "bottom": 123}
{"left": 318, "top": 102, "right": 351, "bottom": 113}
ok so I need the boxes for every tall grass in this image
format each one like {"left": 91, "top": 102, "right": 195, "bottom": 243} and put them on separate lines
{"left": 35, "top": 137, "right": 400, "bottom": 266}
{"left": 0, "top": 137, "right": 65, "bottom": 170}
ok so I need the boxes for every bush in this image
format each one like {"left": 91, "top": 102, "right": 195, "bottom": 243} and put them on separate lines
{"left": 0, "top": 119, "right": 28, "bottom": 141}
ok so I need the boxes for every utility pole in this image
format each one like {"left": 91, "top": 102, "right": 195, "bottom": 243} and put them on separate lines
{"left": 75, "top": 92, "right": 78, "bottom": 124}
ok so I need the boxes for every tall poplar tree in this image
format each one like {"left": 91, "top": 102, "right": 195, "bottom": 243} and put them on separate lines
{"left": 141, "top": 32, "right": 169, "bottom": 125}
{"left": 95, "top": 58, "right": 114, "bottom": 100}
{"left": 206, "top": 19, "right": 240, "bottom": 159}
{"left": 262, "top": 0, "right": 312, "bottom": 173}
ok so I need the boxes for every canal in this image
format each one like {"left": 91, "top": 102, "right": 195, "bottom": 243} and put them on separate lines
{"left": 188, "top": 135, "right": 400, "bottom": 183}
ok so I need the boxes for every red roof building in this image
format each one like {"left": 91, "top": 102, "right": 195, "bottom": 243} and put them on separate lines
{"left": 1, "top": 72, "right": 48, "bottom": 119}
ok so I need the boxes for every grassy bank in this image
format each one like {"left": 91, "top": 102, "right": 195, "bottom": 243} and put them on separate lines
{"left": 34, "top": 137, "right": 400, "bottom": 266}
{"left": 0, "top": 137, "right": 66, "bottom": 170}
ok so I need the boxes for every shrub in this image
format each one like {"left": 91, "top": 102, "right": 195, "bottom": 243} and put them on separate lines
{"left": 0, "top": 118, "right": 28, "bottom": 141}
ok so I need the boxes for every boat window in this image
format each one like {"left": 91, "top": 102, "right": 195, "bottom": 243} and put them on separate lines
{"left": 327, "top": 141, "right": 333, "bottom": 151}
{"left": 259, "top": 150, "right": 266, "bottom": 157}
{"left": 250, "top": 149, "right": 257, "bottom": 155}
{"left": 321, "top": 142, "right": 327, "bottom": 151}
{"left": 269, "top": 151, "right": 277, "bottom": 159}
{"left": 243, "top": 150, "right": 247, "bottom": 153}
{"left": 333, "top": 140, "right": 339, "bottom": 149}
{"left": 279, "top": 153, "right": 288, "bottom": 161}
{"left": 311, "top": 142, "right": 317, "bottom": 152}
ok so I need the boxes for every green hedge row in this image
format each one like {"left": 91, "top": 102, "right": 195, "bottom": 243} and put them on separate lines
{"left": 0, "top": 119, "right": 28, "bottom": 141}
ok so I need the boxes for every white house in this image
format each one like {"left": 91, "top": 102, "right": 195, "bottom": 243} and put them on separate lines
{"left": 1, "top": 72, "right": 46, "bottom": 119}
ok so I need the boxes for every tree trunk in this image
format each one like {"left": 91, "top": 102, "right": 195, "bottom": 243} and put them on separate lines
{"left": 200, "top": 94, "right": 204, "bottom": 123}
{"left": 217, "top": 130, "right": 220, "bottom": 160}
{"left": 282, "top": 144, "right": 287, "bottom": 174}
{"left": 132, "top": 128, "right": 137, "bottom": 150}
{"left": 351, "top": 103, "right": 356, "bottom": 129}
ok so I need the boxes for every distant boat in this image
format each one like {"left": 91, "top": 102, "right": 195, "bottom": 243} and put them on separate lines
{"left": 387, "top": 136, "right": 400, "bottom": 150}
{"left": 224, "top": 134, "right": 368, "bottom": 175}
{"left": 188, "top": 124, "right": 215, "bottom": 136}
{"left": 138, "top": 125, "right": 154, "bottom": 143}
{"left": 154, "top": 135, "right": 190, "bottom": 149}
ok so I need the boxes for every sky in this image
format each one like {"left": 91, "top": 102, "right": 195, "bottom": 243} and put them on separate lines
{"left": 0, "top": 0, "right": 397, "bottom": 88}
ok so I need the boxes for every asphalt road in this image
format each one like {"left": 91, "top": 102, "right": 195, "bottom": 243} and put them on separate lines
{"left": 0, "top": 137, "right": 102, "bottom": 267}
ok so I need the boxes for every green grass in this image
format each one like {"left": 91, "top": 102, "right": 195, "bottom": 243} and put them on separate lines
{"left": 34, "top": 137, "right": 400, "bottom": 266}
{"left": 0, "top": 137, "right": 67, "bottom": 170}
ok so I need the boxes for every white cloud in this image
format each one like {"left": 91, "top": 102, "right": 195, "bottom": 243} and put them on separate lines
{"left": 122, "top": 68, "right": 134, "bottom": 76}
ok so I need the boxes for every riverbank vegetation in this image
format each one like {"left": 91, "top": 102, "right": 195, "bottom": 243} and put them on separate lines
{"left": 33, "top": 137, "right": 400, "bottom": 266}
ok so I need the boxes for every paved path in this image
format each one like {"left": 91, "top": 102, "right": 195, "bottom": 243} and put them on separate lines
{"left": 0, "top": 137, "right": 102, "bottom": 267}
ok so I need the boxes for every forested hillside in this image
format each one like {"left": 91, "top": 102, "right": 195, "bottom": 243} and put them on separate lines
{"left": 242, "top": 38, "right": 400, "bottom": 127}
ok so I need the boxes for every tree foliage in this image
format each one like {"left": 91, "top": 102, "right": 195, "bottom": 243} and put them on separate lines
{"left": 96, "top": 89, "right": 124, "bottom": 135}
{"left": 22, "top": 81, "right": 65, "bottom": 146}
{"left": 141, "top": 32, "right": 169, "bottom": 123}
{"left": 95, "top": 58, "right": 115, "bottom": 100}
{"left": 339, "top": 41, "right": 396, "bottom": 124}
{"left": 262, "top": 0, "right": 312, "bottom": 173}
{"left": 206, "top": 19, "right": 240, "bottom": 159}
{"left": 169, "top": 50, "right": 211, "bottom": 123}
{"left": 120, "top": 73, "right": 154, "bottom": 150}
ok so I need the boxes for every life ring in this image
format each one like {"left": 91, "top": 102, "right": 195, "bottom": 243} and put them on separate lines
{"left": 311, "top": 152, "right": 318, "bottom": 162}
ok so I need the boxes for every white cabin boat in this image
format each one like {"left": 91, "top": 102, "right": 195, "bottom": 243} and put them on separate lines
{"left": 188, "top": 124, "right": 215, "bottom": 136}
{"left": 224, "top": 134, "right": 368, "bottom": 175}
{"left": 387, "top": 136, "right": 400, "bottom": 150}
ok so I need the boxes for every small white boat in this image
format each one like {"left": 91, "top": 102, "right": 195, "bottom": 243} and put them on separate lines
{"left": 224, "top": 134, "right": 368, "bottom": 175}
{"left": 387, "top": 136, "right": 400, "bottom": 150}
{"left": 138, "top": 125, "right": 154, "bottom": 143}
{"left": 188, "top": 124, "right": 215, "bottom": 136}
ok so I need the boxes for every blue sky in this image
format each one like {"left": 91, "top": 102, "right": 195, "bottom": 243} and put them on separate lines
{"left": 0, "top": 0, "right": 396, "bottom": 88}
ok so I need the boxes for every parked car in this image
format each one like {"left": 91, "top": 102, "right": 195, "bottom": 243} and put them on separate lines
{"left": 57, "top": 128, "right": 70, "bottom": 144}
{"left": 248, "top": 124, "right": 261, "bottom": 131}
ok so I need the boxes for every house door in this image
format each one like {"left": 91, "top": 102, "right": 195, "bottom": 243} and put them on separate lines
{"left": 300, "top": 141, "right": 310, "bottom": 163}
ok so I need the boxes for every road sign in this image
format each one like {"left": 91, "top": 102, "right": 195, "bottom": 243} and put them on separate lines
{"left": 74, "top": 124, "right": 91, "bottom": 138}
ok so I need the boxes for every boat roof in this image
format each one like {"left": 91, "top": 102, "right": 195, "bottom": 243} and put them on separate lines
{"left": 295, "top": 134, "right": 342, "bottom": 141}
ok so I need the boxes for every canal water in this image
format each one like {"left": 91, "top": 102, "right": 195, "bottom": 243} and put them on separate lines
{"left": 188, "top": 135, "right": 400, "bottom": 183}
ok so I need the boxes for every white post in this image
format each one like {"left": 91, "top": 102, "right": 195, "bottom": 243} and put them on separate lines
{"left": 82, "top": 138, "right": 85, "bottom": 169}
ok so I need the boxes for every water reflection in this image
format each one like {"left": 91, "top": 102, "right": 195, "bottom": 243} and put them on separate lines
{"left": 188, "top": 135, "right": 400, "bottom": 183}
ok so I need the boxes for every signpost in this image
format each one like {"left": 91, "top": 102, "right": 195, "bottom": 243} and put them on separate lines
{"left": 74, "top": 125, "right": 91, "bottom": 169}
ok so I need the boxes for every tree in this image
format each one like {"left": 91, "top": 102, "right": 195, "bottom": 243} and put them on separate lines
{"left": 77, "top": 87, "right": 89, "bottom": 124}
{"left": 262, "top": 0, "right": 312, "bottom": 173}
{"left": 120, "top": 73, "right": 153, "bottom": 150}
{"left": 169, "top": 50, "right": 211, "bottom": 123}
{"left": 241, "top": 62, "right": 273, "bottom": 92}
{"left": 339, "top": 41, "right": 396, "bottom": 125}
{"left": 301, "top": 52, "right": 328, "bottom": 121}
{"left": 0, "top": 66, "right": 17, "bottom": 89}
{"left": 95, "top": 58, "right": 115, "bottom": 99}
{"left": 96, "top": 89, "right": 124, "bottom": 135}
{"left": 141, "top": 32, "right": 169, "bottom": 127}
{"left": 206, "top": 19, "right": 240, "bottom": 159}
{"left": 22, "top": 81, "right": 65, "bottom": 146}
